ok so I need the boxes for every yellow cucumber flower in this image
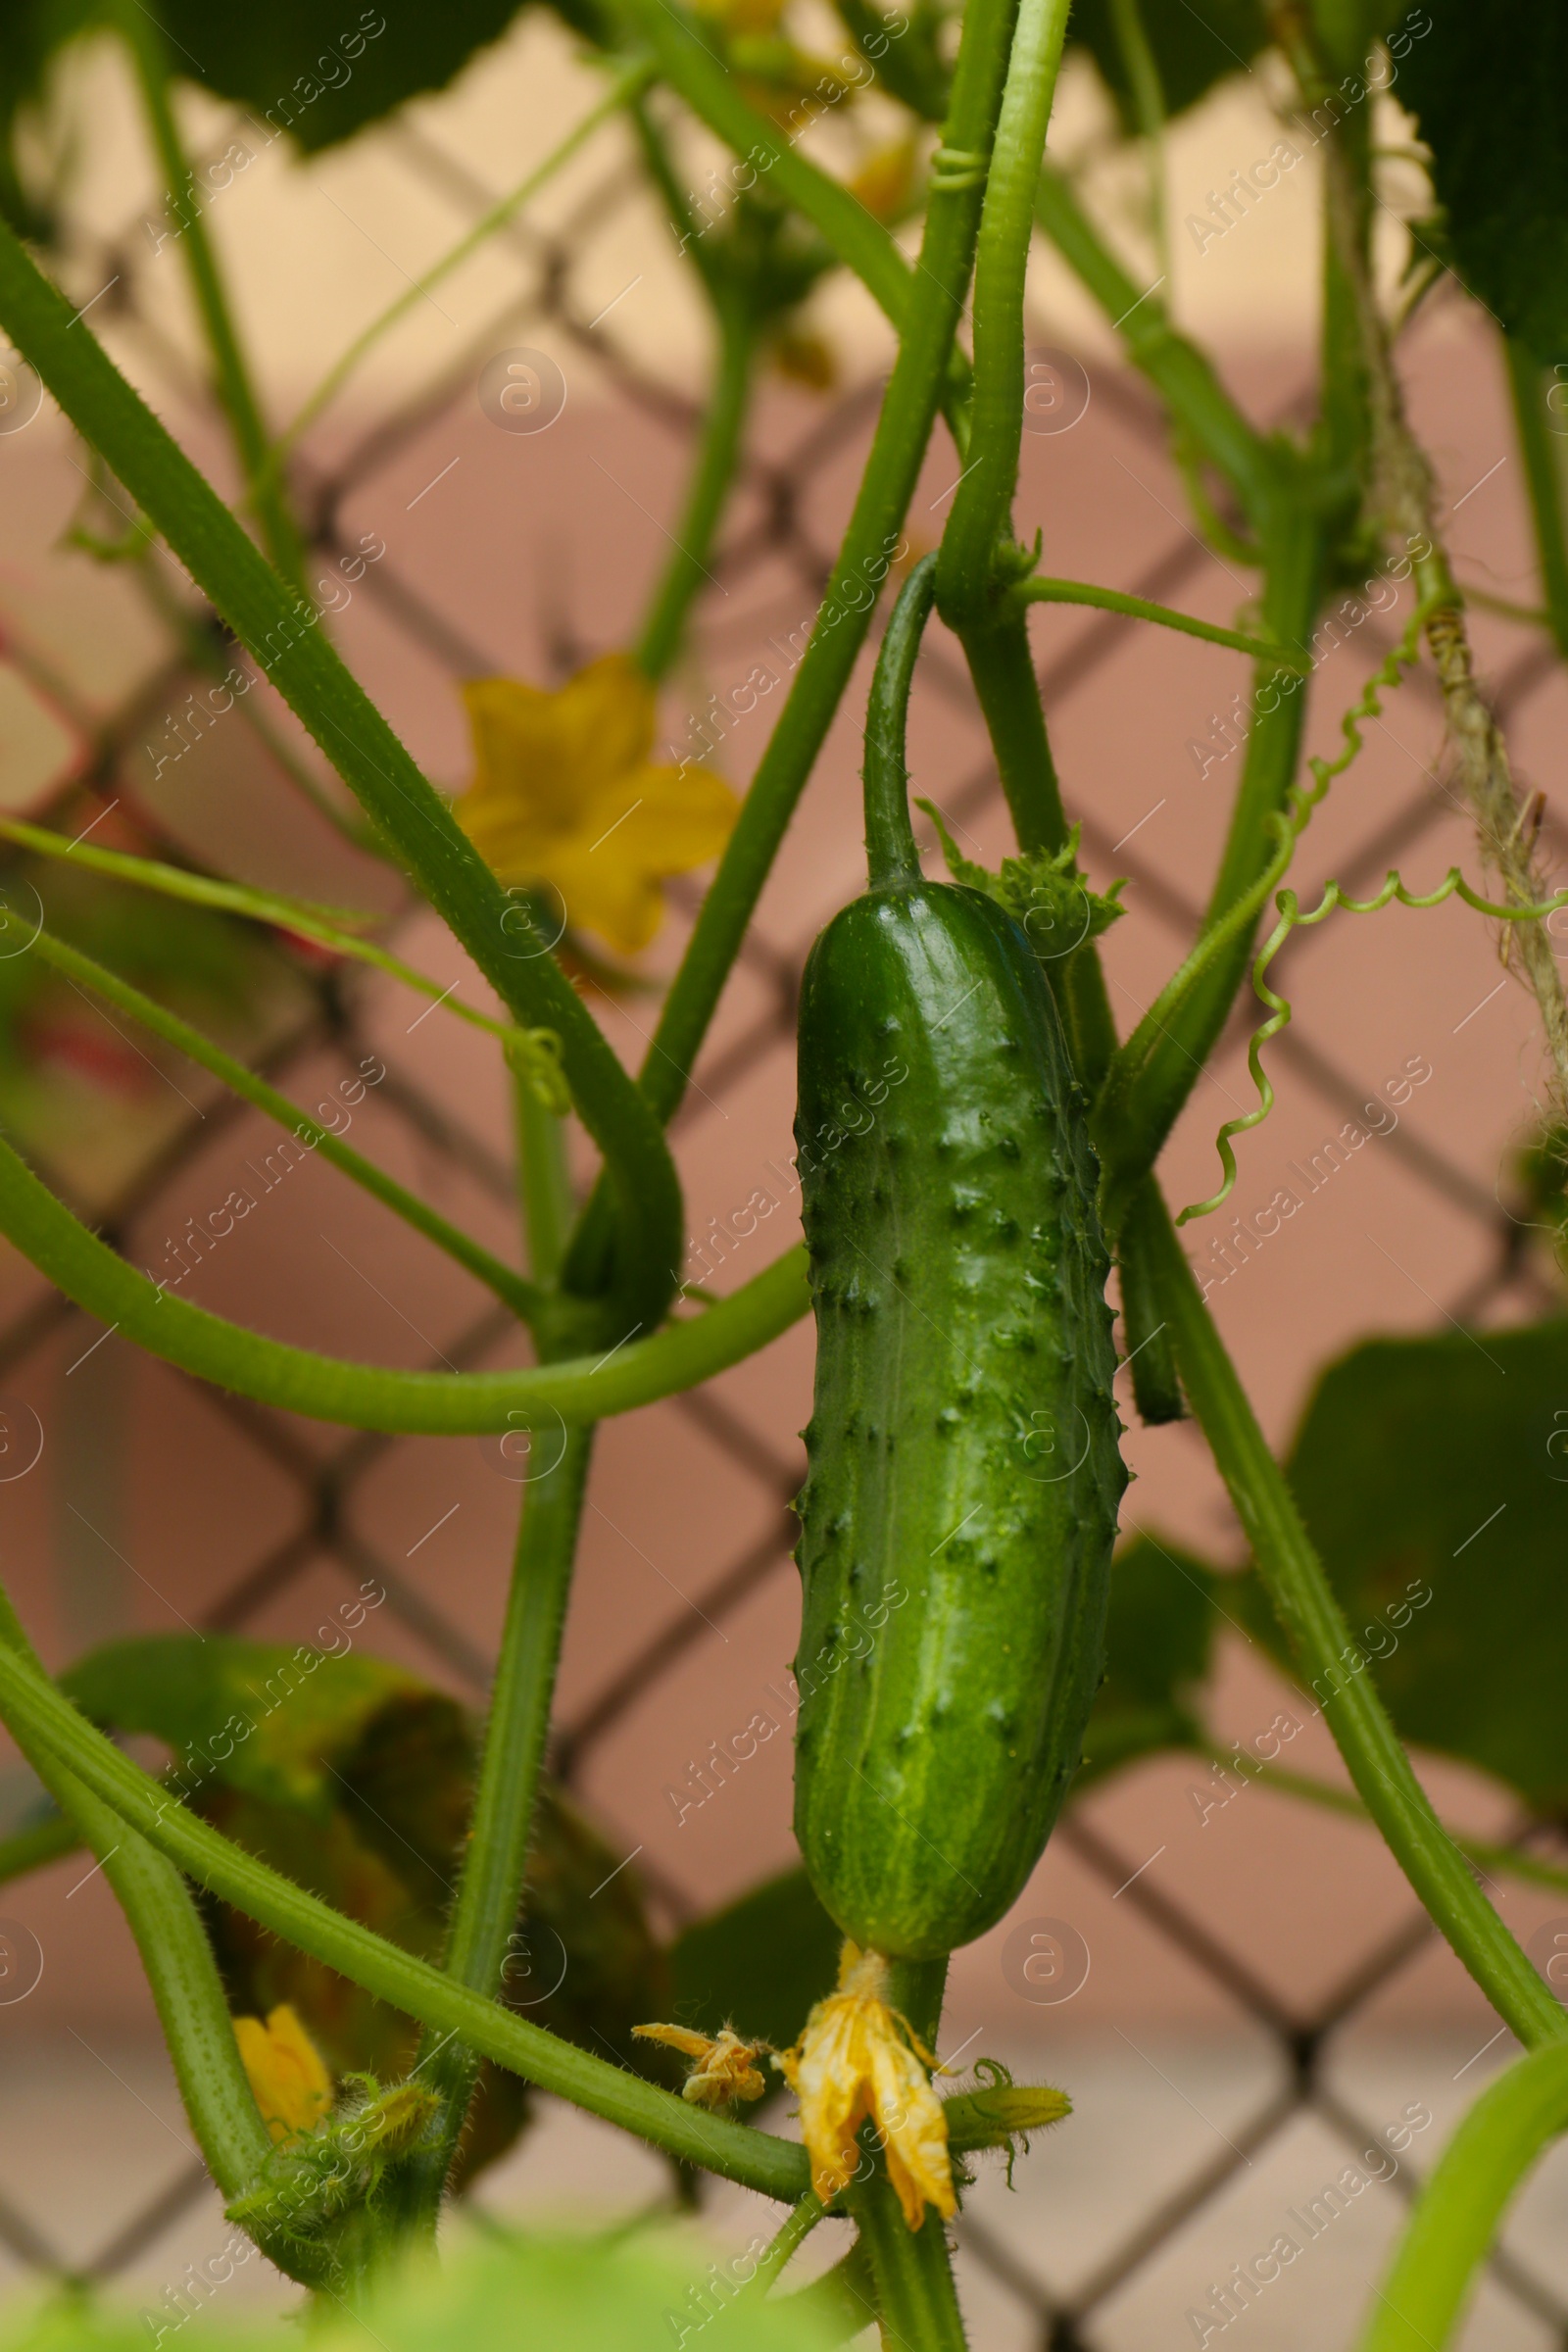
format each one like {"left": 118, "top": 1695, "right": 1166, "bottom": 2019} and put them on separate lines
{"left": 457, "top": 655, "right": 738, "bottom": 956}
{"left": 632, "top": 2022, "right": 770, "bottom": 2108}
{"left": 778, "top": 1942, "right": 956, "bottom": 2229}
{"left": 233, "top": 2002, "right": 333, "bottom": 2144}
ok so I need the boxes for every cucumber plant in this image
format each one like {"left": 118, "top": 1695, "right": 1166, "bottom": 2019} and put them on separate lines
{"left": 0, "top": 0, "right": 1561, "bottom": 2345}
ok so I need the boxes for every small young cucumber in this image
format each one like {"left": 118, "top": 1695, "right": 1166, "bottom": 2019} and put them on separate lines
{"left": 792, "top": 559, "right": 1125, "bottom": 1962}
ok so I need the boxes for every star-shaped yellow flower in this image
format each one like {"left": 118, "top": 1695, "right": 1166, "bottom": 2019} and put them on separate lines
{"left": 632, "top": 2022, "right": 770, "bottom": 2108}
{"left": 778, "top": 1942, "right": 956, "bottom": 2230}
{"left": 457, "top": 656, "right": 738, "bottom": 956}
{"left": 233, "top": 2002, "right": 333, "bottom": 2145}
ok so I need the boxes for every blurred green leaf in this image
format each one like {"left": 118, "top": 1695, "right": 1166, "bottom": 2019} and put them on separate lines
{"left": 1068, "top": 0, "right": 1268, "bottom": 129}
{"left": 1249, "top": 1321, "right": 1568, "bottom": 1812}
{"left": 1402, "top": 0, "right": 1568, "bottom": 363}
{"left": 64, "top": 1635, "right": 422, "bottom": 1819}
{"left": 63, "top": 1635, "right": 670, "bottom": 2186}
{"left": 136, "top": 2, "right": 535, "bottom": 156}
{"left": 9, "top": 2227, "right": 835, "bottom": 2352}
{"left": 669, "top": 1866, "right": 840, "bottom": 2048}
{"left": 1077, "top": 1535, "right": 1218, "bottom": 1788}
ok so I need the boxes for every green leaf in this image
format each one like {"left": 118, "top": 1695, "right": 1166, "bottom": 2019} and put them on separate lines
{"left": 8, "top": 2228, "right": 836, "bottom": 2352}
{"left": 151, "top": 2, "right": 534, "bottom": 156}
{"left": 1067, "top": 0, "right": 1268, "bottom": 128}
{"left": 60, "top": 1636, "right": 672, "bottom": 2185}
{"left": 63, "top": 1636, "right": 421, "bottom": 1820}
{"left": 1077, "top": 1535, "right": 1218, "bottom": 1788}
{"left": 1401, "top": 0, "right": 1568, "bottom": 364}
{"left": 668, "top": 1866, "right": 841, "bottom": 2048}
{"left": 1252, "top": 1321, "right": 1568, "bottom": 1812}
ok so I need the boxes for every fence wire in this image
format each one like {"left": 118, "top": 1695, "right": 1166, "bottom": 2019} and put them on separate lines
{"left": 0, "top": 81, "right": 1565, "bottom": 2346}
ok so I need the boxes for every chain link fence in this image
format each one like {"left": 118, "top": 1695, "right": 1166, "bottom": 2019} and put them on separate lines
{"left": 0, "top": 46, "right": 1565, "bottom": 2344}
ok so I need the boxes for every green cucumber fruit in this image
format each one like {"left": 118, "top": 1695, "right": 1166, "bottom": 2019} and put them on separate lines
{"left": 791, "top": 559, "right": 1125, "bottom": 1962}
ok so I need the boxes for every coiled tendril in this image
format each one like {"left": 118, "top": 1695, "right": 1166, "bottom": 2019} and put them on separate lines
{"left": 1178, "top": 602, "right": 1568, "bottom": 1223}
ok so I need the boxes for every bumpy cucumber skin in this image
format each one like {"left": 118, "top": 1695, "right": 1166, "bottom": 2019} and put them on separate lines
{"left": 792, "top": 878, "right": 1125, "bottom": 1961}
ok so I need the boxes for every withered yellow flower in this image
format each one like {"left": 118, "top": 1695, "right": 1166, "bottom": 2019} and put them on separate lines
{"left": 233, "top": 2002, "right": 333, "bottom": 2144}
{"left": 457, "top": 655, "right": 737, "bottom": 956}
{"left": 778, "top": 1942, "right": 956, "bottom": 2229}
{"left": 633, "top": 2022, "right": 770, "bottom": 2108}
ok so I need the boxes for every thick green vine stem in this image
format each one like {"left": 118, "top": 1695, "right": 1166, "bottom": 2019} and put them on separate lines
{"left": 0, "top": 1127, "right": 807, "bottom": 1430}
{"left": 0, "top": 1592, "right": 308, "bottom": 2276}
{"left": 0, "top": 1623, "right": 812, "bottom": 2200}
{"left": 1355, "top": 2045, "right": 1568, "bottom": 2352}
{"left": 863, "top": 555, "right": 938, "bottom": 886}
{"left": 937, "top": 0, "right": 1072, "bottom": 622}
{"left": 850, "top": 2177, "right": 967, "bottom": 2352}
{"left": 562, "top": 0, "right": 1024, "bottom": 1294}
{"left": 389, "top": 1427, "right": 595, "bottom": 2235}
{"left": 0, "top": 221, "right": 681, "bottom": 1337}
{"left": 1142, "top": 1187, "right": 1568, "bottom": 2048}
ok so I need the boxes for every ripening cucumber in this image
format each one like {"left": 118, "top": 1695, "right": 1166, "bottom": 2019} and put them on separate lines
{"left": 791, "top": 559, "right": 1125, "bottom": 1962}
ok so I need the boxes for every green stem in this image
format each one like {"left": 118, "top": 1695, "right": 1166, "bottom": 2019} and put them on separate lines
{"left": 270, "top": 59, "right": 654, "bottom": 475}
{"left": 392, "top": 1427, "right": 595, "bottom": 2235}
{"left": 938, "top": 0, "right": 1072, "bottom": 620}
{"left": 28, "top": 922, "right": 546, "bottom": 1327}
{"left": 1010, "top": 575, "right": 1312, "bottom": 664}
{"left": 0, "top": 1129, "right": 807, "bottom": 1430}
{"left": 562, "top": 0, "right": 1022, "bottom": 1287}
{"left": 0, "top": 1592, "right": 298, "bottom": 2269}
{"left": 114, "top": 3, "right": 306, "bottom": 589}
{"left": 616, "top": 0, "right": 915, "bottom": 331}
{"left": 0, "top": 815, "right": 537, "bottom": 1056}
{"left": 1355, "top": 2045, "right": 1568, "bottom": 2352}
{"left": 514, "top": 1063, "right": 574, "bottom": 1285}
{"left": 863, "top": 555, "right": 937, "bottom": 886}
{"left": 1144, "top": 1185, "right": 1568, "bottom": 2047}
{"left": 1033, "top": 167, "right": 1270, "bottom": 514}
{"left": 852, "top": 2177, "right": 967, "bottom": 2352}
{"left": 1505, "top": 335, "right": 1568, "bottom": 664}
{"left": 957, "top": 616, "right": 1120, "bottom": 1087}
{"left": 0, "top": 1624, "right": 811, "bottom": 2200}
{"left": 636, "top": 293, "right": 756, "bottom": 680}
{"left": 0, "top": 221, "right": 682, "bottom": 1337}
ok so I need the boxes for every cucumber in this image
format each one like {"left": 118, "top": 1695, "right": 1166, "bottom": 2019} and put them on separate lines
{"left": 792, "top": 558, "right": 1125, "bottom": 1962}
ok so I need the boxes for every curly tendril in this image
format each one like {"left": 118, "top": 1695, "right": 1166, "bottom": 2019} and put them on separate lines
{"left": 1179, "top": 649, "right": 1568, "bottom": 1244}
{"left": 1170, "top": 585, "right": 1568, "bottom": 1224}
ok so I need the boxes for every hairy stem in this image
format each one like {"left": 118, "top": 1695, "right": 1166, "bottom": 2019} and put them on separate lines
{"left": 1319, "top": 85, "right": 1568, "bottom": 1112}
{"left": 0, "top": 221, "right": 682, "bottom": 1335}
{"left": 0, "top": 1132, "right": 808, "bottom": 1431}
{"left": 0, "top": 1592, "right": 300, "bottom": 2271}
{"left": 562, "top": 0, "right": 1023, "bottom": 1290}
{"left": 28, "top": 923, "right": 546, "bottom": 1326}
{"left": 938, "top": 0, "right": 1072, "bottom": 619}
{"left": 1356, "top": 2045, "right": 1568, "bottom": 2352}
{"left": 0, "top": 1623, "right": 811, "bottom": 2199}
{"left": 1144, "top": 1186, "right": 1568, "bottom": 2046}
{"left": 391, "top": 1427, "right": 595, "bottom": 2235}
